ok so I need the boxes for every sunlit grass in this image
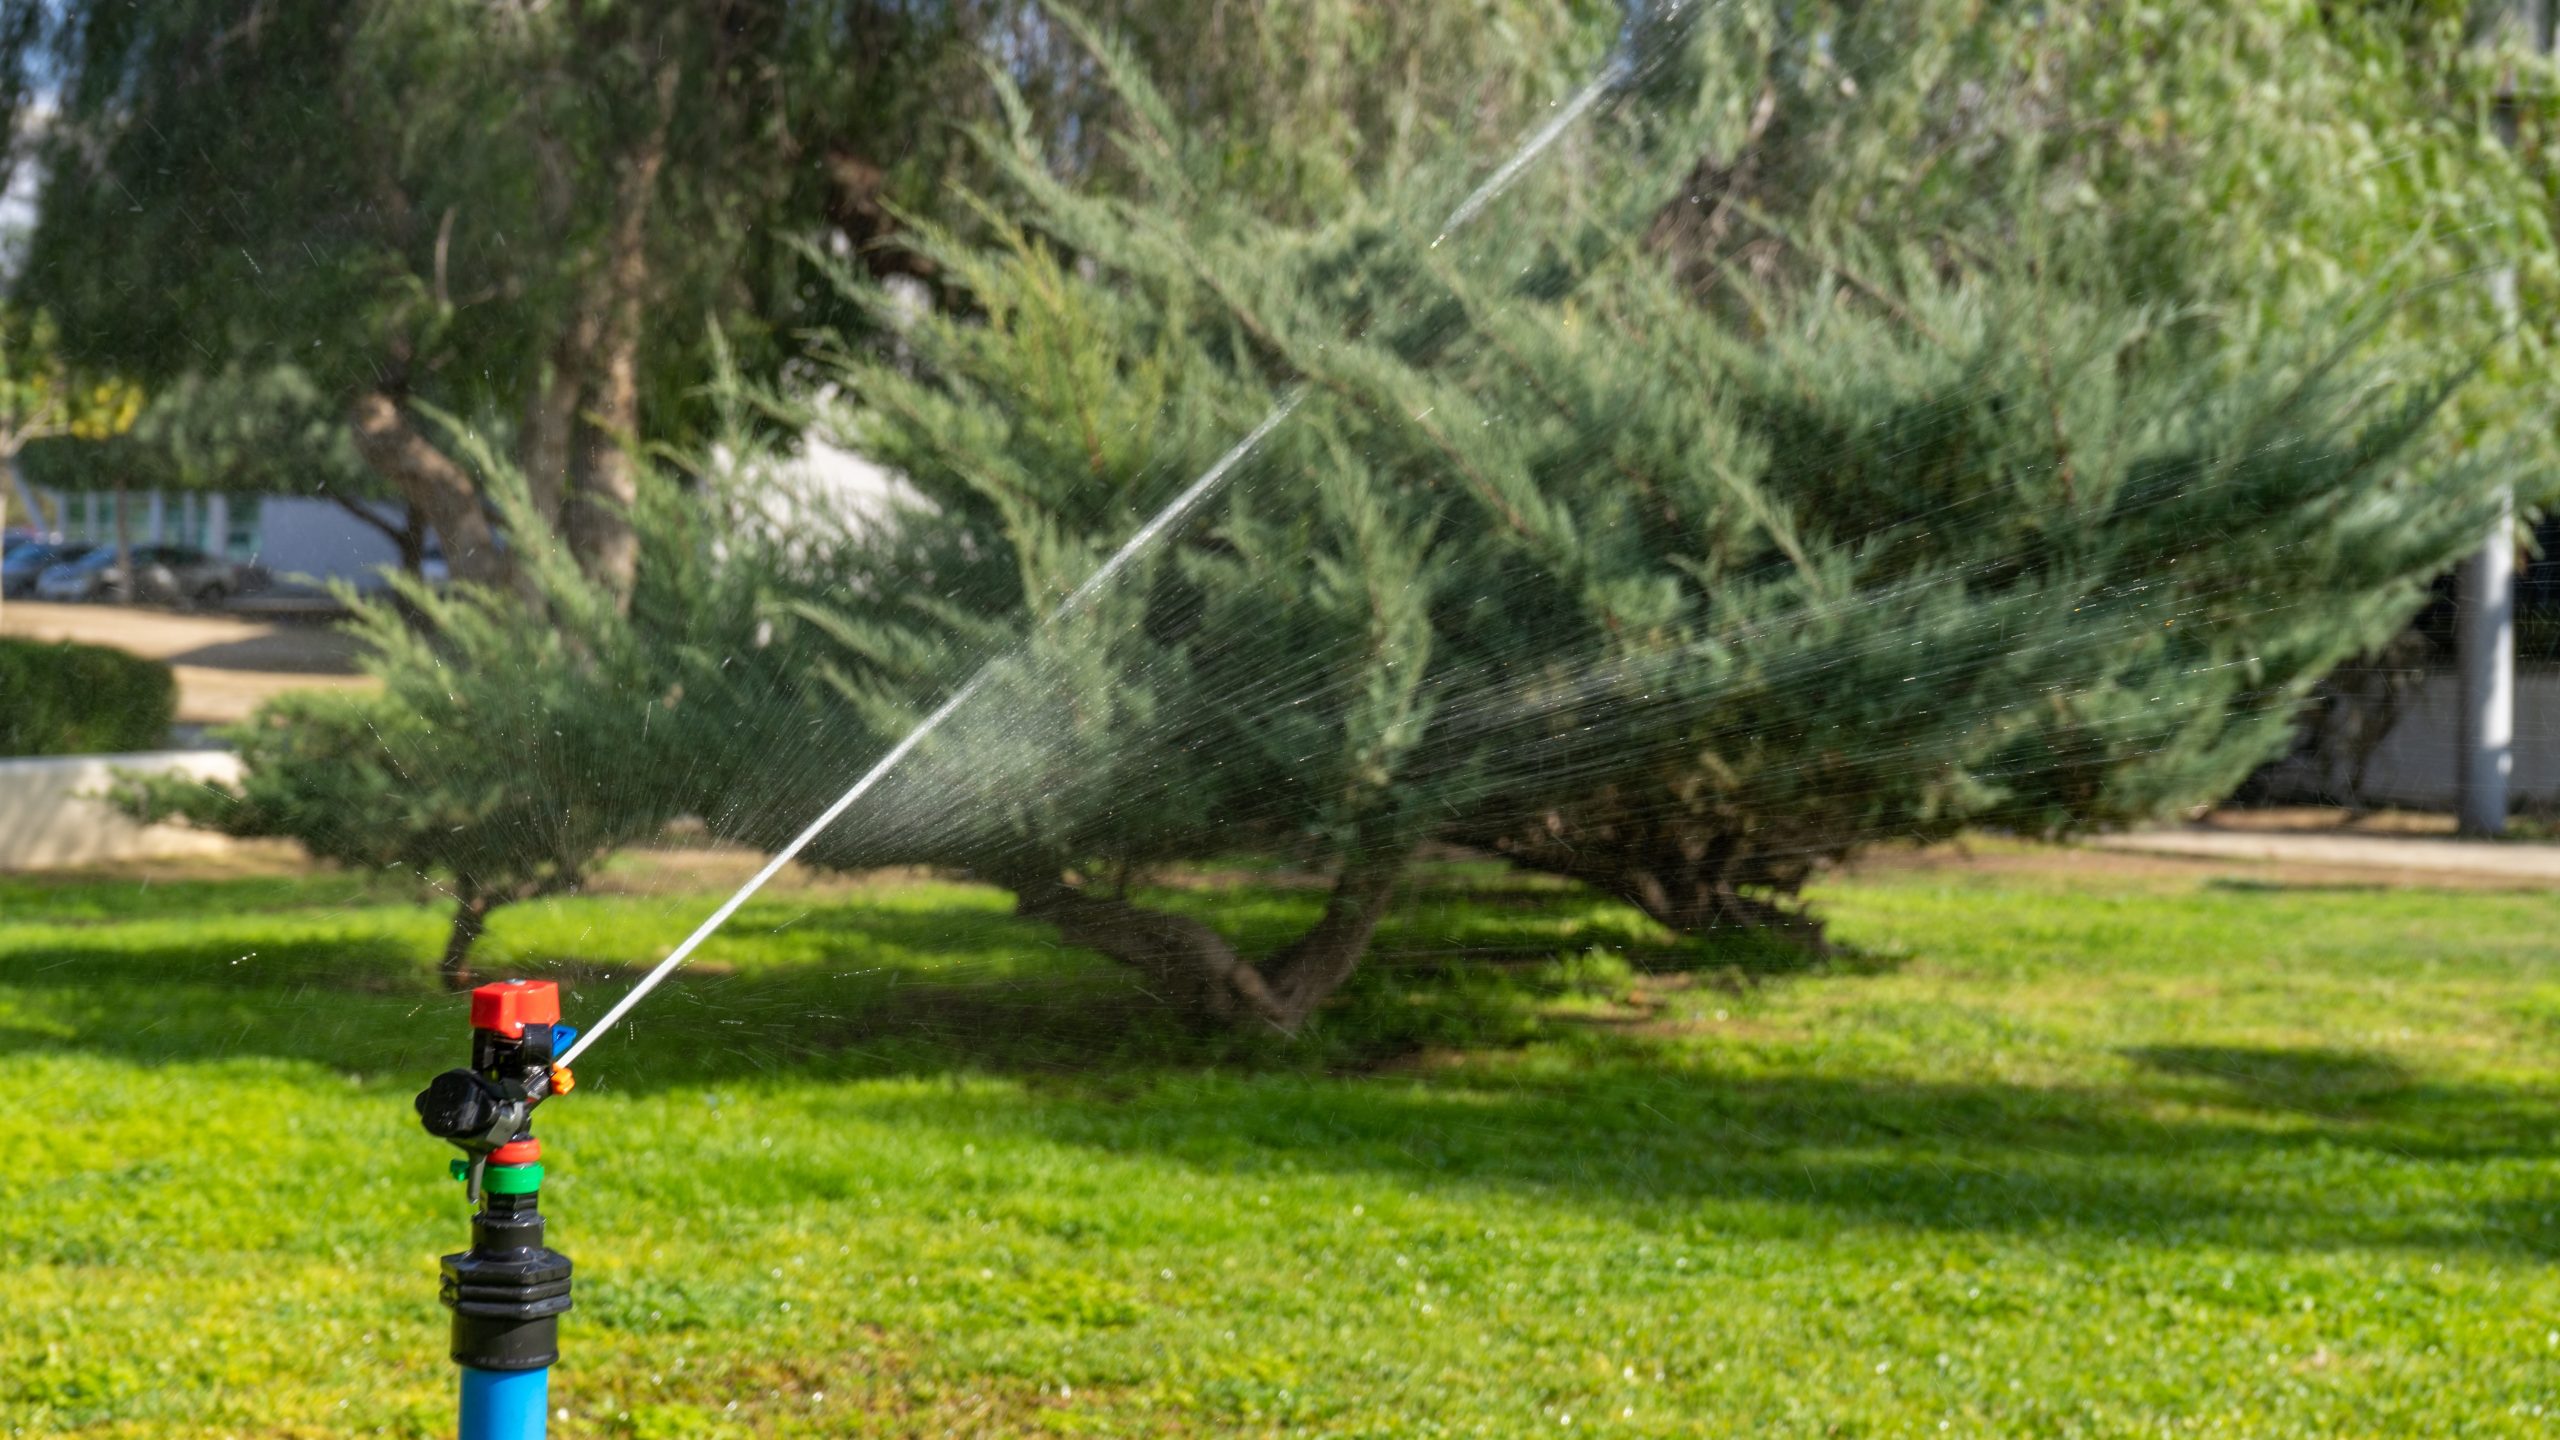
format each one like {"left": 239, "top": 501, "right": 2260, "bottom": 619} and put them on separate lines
{"left": 7, "top": 848, "right": 2560, "bottom": 1436}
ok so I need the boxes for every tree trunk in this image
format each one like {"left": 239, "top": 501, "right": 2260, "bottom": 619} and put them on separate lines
{"left": 521, "top": 358, "right": 577, "bottom": 532}
{"left": 1012, "top": 876, "right": 1290, "bottom": 1028}
{"left": 1464, "top": 802, "right": 1831, "bottom": 952}
{"left": 1259, "top": 843, "right": 1412, "bottom": 1028}
{"left": 559, "top": 57, "right": 680, "bottom": 610}
{"left": 112, "top": 479, "right": 132, "bottom": 604}
{"left": 396, "top": 503, "right": 429, "bottom": 577}
{"left": 348, "top": 391, "right": 510, "bottom": 588}
{"left": 1010, "top": 842, "right": 1417, "bottom": 1032}
{"left": 440, "top": 895, "right": 492, "bottom": 992}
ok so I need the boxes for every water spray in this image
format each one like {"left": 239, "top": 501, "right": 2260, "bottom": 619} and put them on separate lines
{"left": 415, "top": 980, "right": 579, "bottom": 1440}
{"left": 397, "top": 30, "right": 1663, "bottom": 1431}
{"left": 555, "top": 30, "right": 1645, "bottom": 1076}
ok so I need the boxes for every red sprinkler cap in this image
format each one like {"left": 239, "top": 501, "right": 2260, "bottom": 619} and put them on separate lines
{"left": 470, "top": 979, "right": 561, "bottom": 1039}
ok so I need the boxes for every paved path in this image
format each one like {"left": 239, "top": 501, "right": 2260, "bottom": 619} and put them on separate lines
{"left": 2091, "top": 827, "right": 2560, "bottom": 882}
{"left": 1, "top": 600, "right": 376, "bottom": 726}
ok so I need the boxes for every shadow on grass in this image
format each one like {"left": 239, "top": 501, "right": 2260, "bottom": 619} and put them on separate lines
{"left": 849, "top": 1056, "right": 2560, "bottom": 1258}
{"left": 2206, "top": 878, "right": 2393, "bottom": 896}
{"left": 5, "top": 876, "right": 2557, "bottom": 1259}
{"left": 2124, "top": 1043, "right": 2417, "bottom": 1111}
{"left": 0, "top": 906, "right": 1125, "bottom": 1081}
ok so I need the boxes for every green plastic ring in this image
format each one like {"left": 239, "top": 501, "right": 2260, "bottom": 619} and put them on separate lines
{"left": 482, "top": 1163, "right": 545, "bottom": 1194}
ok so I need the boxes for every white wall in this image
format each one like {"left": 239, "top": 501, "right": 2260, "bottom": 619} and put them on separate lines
{"left": 2264, "top": 668, "right": 2560, "bottom": 810}
{"left": 28, "top": 488, "right": 425, "bottom": 588}
{"left": 251, "top": 497, "right": 411, "bottom": 588}
{"left": 0, "top": 750, "right": 244, "bottom": 871}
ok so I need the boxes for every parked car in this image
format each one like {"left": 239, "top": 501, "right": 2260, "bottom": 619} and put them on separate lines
{"left": 33, "top": 543, "right": 251, "bottom": 607}
{"left": 2, "top": 540, "right": 97, "bottom": 597}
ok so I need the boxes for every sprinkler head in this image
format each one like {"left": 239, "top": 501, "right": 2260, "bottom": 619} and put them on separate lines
{"left": 416, "top": 979, "right": 578, "bottom": 1203}
{"left": 417, "top": 973, "right": 578, "bottom": 1404}
{"left": 418, "top": 978, "right": 579, "bottom": 1420}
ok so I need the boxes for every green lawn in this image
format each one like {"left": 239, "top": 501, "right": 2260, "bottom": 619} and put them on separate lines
{"left": 7, "top": 848, "right": 2560, "bottom": 1437}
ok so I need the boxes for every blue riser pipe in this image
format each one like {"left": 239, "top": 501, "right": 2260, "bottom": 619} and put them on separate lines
{"left": 458, "top": 1366, "right": 549, "bottom": 1440}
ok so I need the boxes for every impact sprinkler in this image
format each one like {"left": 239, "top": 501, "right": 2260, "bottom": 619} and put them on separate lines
{"left": 414, "top": 979, "right": 579, "bottom": 1440}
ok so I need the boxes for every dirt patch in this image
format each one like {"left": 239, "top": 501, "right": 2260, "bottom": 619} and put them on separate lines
{"left": 582, "top": 846, "right": 967, "bottom": 900}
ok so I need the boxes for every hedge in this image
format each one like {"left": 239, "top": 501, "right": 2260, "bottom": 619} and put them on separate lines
{"left": 0, "top": 637, "right": 177, "bottom": 756}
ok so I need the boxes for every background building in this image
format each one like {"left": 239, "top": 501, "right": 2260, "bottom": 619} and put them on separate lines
{"left": 12, "top": 474, "right": 424, "bottom": 596}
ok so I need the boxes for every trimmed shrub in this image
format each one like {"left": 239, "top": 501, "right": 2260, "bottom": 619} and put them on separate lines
{"left": 0, "top": 637, "right": 176, "bottom": 756}
{"left": 114, "top": 466, "right": 764, "bottom": 988}
{"left": 721, "top": 25, "right": 2510, "bottom": 1031}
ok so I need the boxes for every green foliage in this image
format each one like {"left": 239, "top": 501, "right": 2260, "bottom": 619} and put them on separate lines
{"left": 57, "top": 2, "right": 2548, "bottom": 1013}
{"left": 112, "top": 455, "right": 767, "bottom": 982}
{"left": 20, "top": 364, "right": 374, "bottom": 501}
{"left": 743, "top": 21, "right": 2512, "bottom": 994}
{"left": 26, "top": 3, "right": 410, "bottom": 394}
{"left": 11, "top": 0, "right": 1618, "bottom": 579}
{"left": 0, "top": 307, "right": 142, "bottom": 527}
{"left": 0, "top": 638, "right": 174, "bottom": 756}
{"left": 1035, "top": 0, "right": 1616, "bottom": 215}
{"left": 8, "top": 855, "right": 2560, "bottom": 1432}
{"left": 1656, "top": 1, "right": 2560, "bottom": 483}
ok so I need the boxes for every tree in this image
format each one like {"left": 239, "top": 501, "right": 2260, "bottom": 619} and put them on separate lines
{"left": 10, "top": 0, "right": 1617, "bottom": 607}
{"left": 0, "top": 309, "right": 142, "bottom": 623}
{"left": 16, "top": 1, "right": 890, "bottom": 597}
{"left": 20, "top": 364, "right": 436, "bottom": 573}
{"left": 88, "top": 1, "right": 2544, "bottom": 1031}
{"left": 699, "top": 13, "right": 2516, "bottom": 1028}
{"left": 12, "top": 0, "right": 1633, "bottom": 1001}
{"left": 116, "top": 453, "right": 768, "bottom": 988}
